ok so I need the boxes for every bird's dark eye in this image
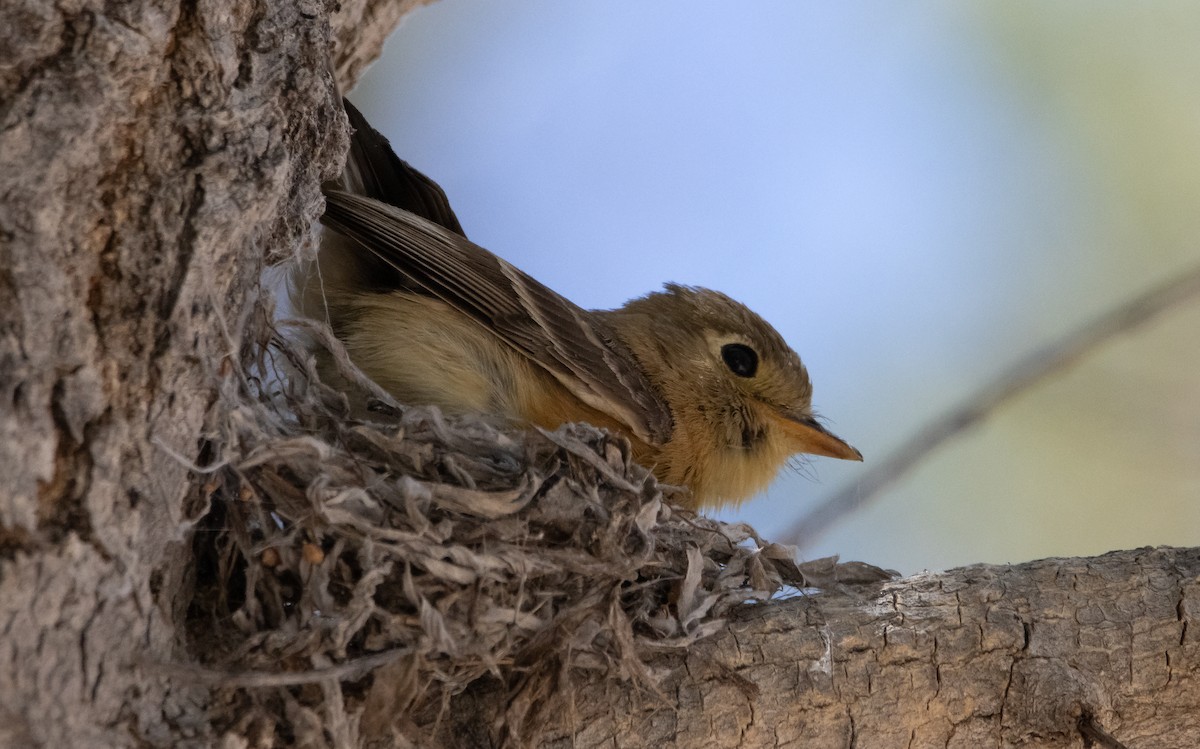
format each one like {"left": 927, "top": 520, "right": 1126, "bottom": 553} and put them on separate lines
{"left": 720, "top": 343, "right": 758, "bottom": 378}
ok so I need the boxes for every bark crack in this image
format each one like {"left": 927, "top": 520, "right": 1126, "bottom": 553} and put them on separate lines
{"left": 37, "top": 374, "right": 97, "bottom": 544}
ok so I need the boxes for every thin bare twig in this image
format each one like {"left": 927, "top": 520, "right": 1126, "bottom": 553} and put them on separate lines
{"left": 784, "top": 261, "right": 1200, "bottom": 550}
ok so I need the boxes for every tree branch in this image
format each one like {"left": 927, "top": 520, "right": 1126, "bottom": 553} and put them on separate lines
{"left": 517, "top": 547, "right": 1200, "bottom": 748}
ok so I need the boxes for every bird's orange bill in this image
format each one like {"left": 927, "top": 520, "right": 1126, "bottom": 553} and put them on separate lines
{"left": 774, "top": 412, "right": 862, "bottom": 461}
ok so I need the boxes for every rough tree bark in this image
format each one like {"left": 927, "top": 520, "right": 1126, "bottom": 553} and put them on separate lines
{"left": 0, "top": 1, "right": 1195, "bottom": 747}
{"left": 0, "top": 0, "right": 416, "bottom": 744}
{"left": 525, "top": 547, "right": 1200, "bottom": 748}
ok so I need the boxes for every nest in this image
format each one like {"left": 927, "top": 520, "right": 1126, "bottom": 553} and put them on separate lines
{"left": 185, "top": 318, "right": 879, "bottom": 748}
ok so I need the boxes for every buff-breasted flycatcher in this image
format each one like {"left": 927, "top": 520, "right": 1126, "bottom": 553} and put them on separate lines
{"left": 292, "top": 100, "right": 861, "bottom": 509}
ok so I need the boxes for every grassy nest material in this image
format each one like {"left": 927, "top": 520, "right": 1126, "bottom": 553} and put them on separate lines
{"left": 185, "top": 320, "right": 878, "bottom": 747}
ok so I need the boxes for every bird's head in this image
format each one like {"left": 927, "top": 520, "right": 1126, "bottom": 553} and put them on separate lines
{"left": 609, "top": 284, "right": 860, "bottom": 505}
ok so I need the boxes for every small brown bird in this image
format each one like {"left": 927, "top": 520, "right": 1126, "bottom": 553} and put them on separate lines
{"left": 293, "top": 100, "right": 861, "bottom": 509}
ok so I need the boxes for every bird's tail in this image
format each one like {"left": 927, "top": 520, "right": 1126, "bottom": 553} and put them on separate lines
{"left": 291, "top": 99, "right": 465, "bottom": 328}
{"left": 333, "top": 99, "right": 464, "bottom": 237}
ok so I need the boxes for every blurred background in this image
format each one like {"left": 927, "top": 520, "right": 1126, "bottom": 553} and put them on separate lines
{"left": 348, "top": 0, "right": 1200, "bottom": 574}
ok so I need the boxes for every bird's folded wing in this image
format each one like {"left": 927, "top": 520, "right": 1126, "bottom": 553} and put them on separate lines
{"left": 321, "top": 190, "right": 674, "bottom": 445}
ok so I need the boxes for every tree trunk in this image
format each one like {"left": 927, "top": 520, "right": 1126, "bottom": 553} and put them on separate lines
{"left": 0, "top": 1, "right": 1195, "bottom": 747}
{"left": 0, "top": 0, "right": 410, "bottom": 743}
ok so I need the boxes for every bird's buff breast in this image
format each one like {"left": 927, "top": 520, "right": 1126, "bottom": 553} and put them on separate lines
{"left": 653, "top": 416, "right": 794, "bottom": 508}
